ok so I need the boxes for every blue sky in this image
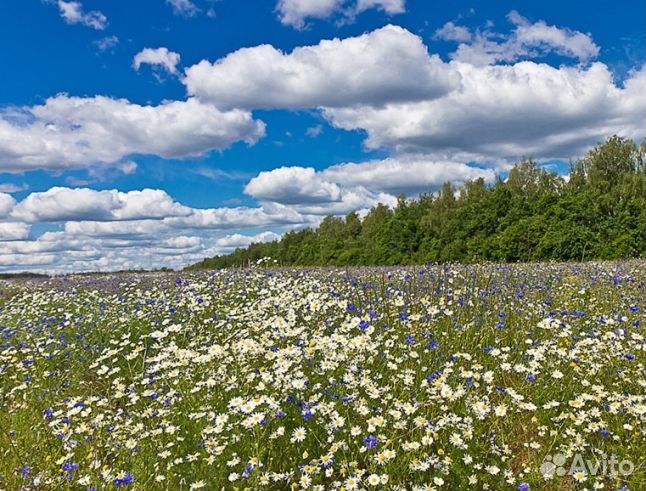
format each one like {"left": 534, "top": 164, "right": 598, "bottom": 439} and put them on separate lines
{"left": 0, "top": 0, "right": 644, "bottom": 272}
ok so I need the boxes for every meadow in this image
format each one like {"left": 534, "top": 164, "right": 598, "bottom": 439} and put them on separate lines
{"left": 0, "top": 262, "right": 644, "bottom": 491}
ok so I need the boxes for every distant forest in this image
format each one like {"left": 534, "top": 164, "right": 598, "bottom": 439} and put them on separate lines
{"left": 188, "top": 136, "right": 646, "bottom": 269}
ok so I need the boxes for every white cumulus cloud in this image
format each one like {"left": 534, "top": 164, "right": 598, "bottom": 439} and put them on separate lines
{"left": 0, "top": 183, "right": 28, "bottom": 193}
{"left": 245, "top": 166, "right": 343, "bottom": 204}
{"left": 94, "top": 35, "right": 119, "bottom": 52}
{"left": 133, "top": 47, "right": 181, "bottom": 75}
{"left": 212, "top": 231, "right": 281, "bottom": 249}
{"left": 166, "top": 0, "right": 200, "bottom": 17}
{"left": 243, "top": 157, "right": 495, "bottom": 213}
{"left": 448, "top": 11, "right": 600, "bottom": 65}
{"left": 10, "top": 187, "right": 192, "bottom": 223}
{"left": 0, "top": 95, "right": 265, "bottom": 172}
{"left": 184, "top": 25, "right": 458, "bottom": 109}
{"left": 321, "top": 157, "right": 496, "bottom": 195}
{"left": 0, "top": 192, "right": 16, "bottom": 218}
{"left": 276, "top": 0, "right": 405, "bottom": 28}
{"left": 56, "top": 1, "right": 107, "bottom": 29}
{"left": 323, "top": 61, "right": 646, "bottom": 161}
{"left": 244, "top": 164, "right": 394, "bottom": 216}
{"left": 434, "top": 21, "right": 472, "bottom": 43}
{"left": 0, "top": 222, "right": 30, "bottom": 241}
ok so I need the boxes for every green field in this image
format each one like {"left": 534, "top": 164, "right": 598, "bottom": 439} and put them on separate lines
{"left": 1, "top": 262, "right": 644, "bottom": 491}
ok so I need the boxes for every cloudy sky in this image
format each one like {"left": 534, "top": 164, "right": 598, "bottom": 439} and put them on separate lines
{"left": 0, "top": 0, "right": 644, "bottom": 272}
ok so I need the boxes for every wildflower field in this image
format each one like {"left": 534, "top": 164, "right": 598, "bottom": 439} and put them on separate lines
{"left": 1, "top": 262, "right": 644, "bottom": 491}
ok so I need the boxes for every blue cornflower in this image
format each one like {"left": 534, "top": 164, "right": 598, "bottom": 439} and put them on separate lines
{"left": 114, "top": 474, "right": 134, "bottom": 487}
{"left": 428, "top": 339, "right": 439, "bottom": 349}
{"left": 364, "top": 435, "right": 378, "bottom": 449}
{"left": 19, "top": 466, "right": 31, "bottom": 477}
{"left": 242, "top": 462, "right": 254, "bottom": 477}
{"left": 358, "top": 320, "right": 370, "bottom": 330}
{"left": 526, "top": 373, "right": 536, "bottom": 382}
{"left": 404, "top": 335, "right": 415, "bottom": 344}
{"left": 346, "top": 303, "right": 356, "bottom": 312}
{"left": 518, "top": 484, "right": 530, "bottom": 491}
{"left": 399, "top": 311, "right": 408, "bottom": 321}
{"left": 62, "top": 462, "right": 78, "bottom": 472}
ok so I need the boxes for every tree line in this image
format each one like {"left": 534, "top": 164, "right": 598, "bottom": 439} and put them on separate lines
{"left": 187, "top": 136, "right": 645, "bottom": 269}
